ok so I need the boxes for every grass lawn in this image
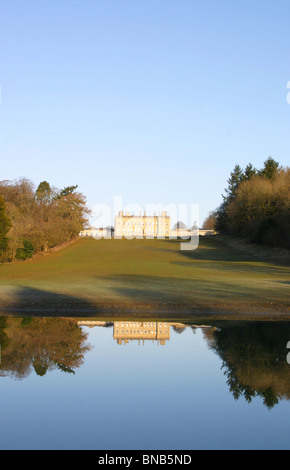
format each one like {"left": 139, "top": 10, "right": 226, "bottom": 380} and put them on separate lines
{"left": 0, "top": 236, "right": 289, "bottom": 318}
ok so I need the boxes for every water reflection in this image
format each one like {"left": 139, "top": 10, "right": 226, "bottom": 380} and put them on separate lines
{"left": 78, "top": 320, "right": 215, "bottom": 346}
{"left": 77, "top": 320, "right": 208, "bottom": 346}
{"left": 0, "top": 317, "right": 290, "bottom": 409}
{"left": 205, "top": 323, "right": 290, "bottom": 409}
{"left": 0, "top": 317, "right": 90, "bottom": 379}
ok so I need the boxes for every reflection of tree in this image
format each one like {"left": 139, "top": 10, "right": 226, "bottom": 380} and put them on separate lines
{"left": 0, "top": 317, "right": 91, "bottom": 380}
{"left": 0, "top": 317, "right": 9, "bottom": 351}
{"left": 204, "top": 323, "right": 290, "bottom": 409}
{"left": 172, "top": 326, "right": 186, "bottom": 334}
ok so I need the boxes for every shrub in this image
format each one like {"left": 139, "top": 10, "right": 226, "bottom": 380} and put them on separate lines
{"left": 15, "top": 239, "right": 35, "bottom": 260}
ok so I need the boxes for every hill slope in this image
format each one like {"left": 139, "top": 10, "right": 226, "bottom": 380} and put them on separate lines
{"left": 0, "top": 237, "right": 289, "bottom": 317}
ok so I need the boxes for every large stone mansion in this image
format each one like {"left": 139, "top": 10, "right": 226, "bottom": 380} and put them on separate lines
{"left": 79, "top": 211, "right": 215, "bottom": 239}
{"left": 115, "top": 211, "right": 171, "bottom": 238}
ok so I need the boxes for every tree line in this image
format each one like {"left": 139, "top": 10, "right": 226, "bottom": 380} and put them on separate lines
{"left": 203, "top": 157, "right": 290, "bottom": 249}
{"left": 0, "top": 179, "right": 90, "bottom": 262}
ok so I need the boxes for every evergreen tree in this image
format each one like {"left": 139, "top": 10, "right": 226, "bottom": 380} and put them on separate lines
{"left": 244, "top": 163, "right": 258, "bottom": 180}
{"left": 260, "top": 157, "right": 280, "bottom": 179}
{"left": 36, "top": 181, "right": 52, "bottom": 205}
{"left": 59, "top": 185, "right": 78, "bottom": 198}
{"left": 223, "top": 165, "right": 244, "bottom": 202}
{"left": 15, "top": 239, "right": 34, "bottom": 260}
{"left": 216, "top": 164, "right": 245, "bottom": 233}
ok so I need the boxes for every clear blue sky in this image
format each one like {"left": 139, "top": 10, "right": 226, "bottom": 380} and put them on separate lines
{"left": 0, "top": 0, "right": 289, "bottom": 226}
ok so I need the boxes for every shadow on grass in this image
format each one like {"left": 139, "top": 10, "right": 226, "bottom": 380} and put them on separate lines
{"left": 99, "top": 273, "right": 287, "bottom": 305}
{"left": 179, "top": 238, "right": 261, "bottom": 262}
{"left": 170, "top": 260, "right": 290, "bottom": 277}
{"left": 0, "top": 286, "right": 105, "bottom": 317}
{"left": 150, "top": 237, "right": 261, "bottom": 262}
{"left": 0, "top": 285, "right": 221, "bottom": 318}
{"left": 1, "top": 274, "right": 289, "bottom": 318}
{"left": 160, "top": 237, "right": 290, "bottom": 276}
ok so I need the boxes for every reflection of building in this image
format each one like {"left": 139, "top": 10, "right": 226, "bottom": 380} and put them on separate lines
{"left": 77, "top": 320, "right": 213, "bottom": 347}
{"left": 77, "top": 321, "right": 110, "bottom": 328}
{"left": 114, "top": 321, "right": 170, "bottom": 346}
{"left": 114, "top": 211, "right": 171, "bottom": 239}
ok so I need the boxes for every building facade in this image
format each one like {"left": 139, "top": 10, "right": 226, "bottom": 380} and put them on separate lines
{"left": 80, "top": 216, "right": 215, "bottom": 240}
{"left": 114, "top": 211, "right": 171, "bottom": 239}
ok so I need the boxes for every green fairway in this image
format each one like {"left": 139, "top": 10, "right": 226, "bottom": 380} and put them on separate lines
{"left": 0, "top": 237, "right": 289, "bottom": 317}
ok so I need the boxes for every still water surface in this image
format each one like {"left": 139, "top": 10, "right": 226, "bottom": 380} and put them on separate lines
{"left": 0, "top": 317, "right": 290, "bottom": 450}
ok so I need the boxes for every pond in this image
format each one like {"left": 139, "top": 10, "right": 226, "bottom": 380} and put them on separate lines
{"left": 0, "top": 316, "right": 290, "bottom": 450}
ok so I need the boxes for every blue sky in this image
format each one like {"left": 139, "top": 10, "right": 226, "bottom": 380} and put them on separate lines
{"left": 0, "top": 0, "right": 289, "bottom": 225}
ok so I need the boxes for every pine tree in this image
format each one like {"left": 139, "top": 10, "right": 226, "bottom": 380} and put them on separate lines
{"left": 223, "top": 165, "right": 244, "bottom": 202}
{"left": 244, "top": 163, "right": 258, "bottom": 180}
{"left": 260, "top": 157, "right": 280, "bottom": 179}
{"left": 59, "top": 185, "right": 78, "bottom": 198}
